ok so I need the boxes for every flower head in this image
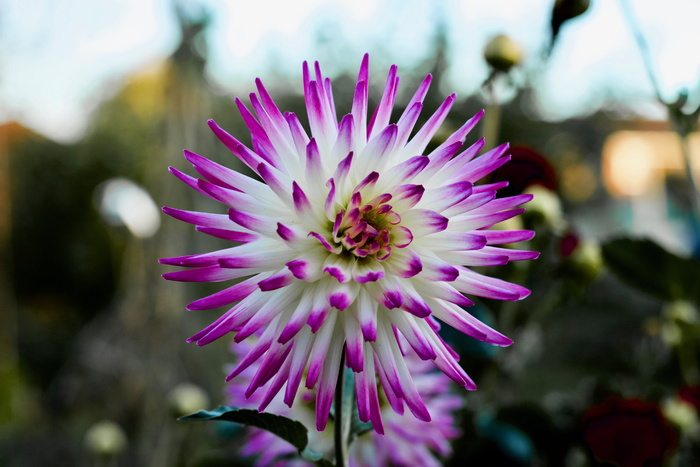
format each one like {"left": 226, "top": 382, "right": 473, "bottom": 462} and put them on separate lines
{"left": 161, "top": 54, "right": 537, "bottom": 432}
{"left": 227, "top": 339, "right": 462, "bottom": 467}
{"left": 582, "top": 397, "right": 678, "bottom": 466}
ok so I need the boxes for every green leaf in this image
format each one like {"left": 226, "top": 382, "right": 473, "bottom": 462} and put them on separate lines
{"left": 180, "top": 406, "right": 330, "bottom": 465}
{"left": 602, "top": 238, "right": 700, "bottom": 303}
{"left": 301, "top": 446, "right": 336, "bottom": 466}
{"left": 351, "top": 418, "right": 374, "bottom": 439}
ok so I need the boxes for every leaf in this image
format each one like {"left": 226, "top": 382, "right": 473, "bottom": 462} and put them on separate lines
{"left": 180, "top": 406, "right": 330, "bottom": 466}
{"left": 351, "top": 418, "right": 374, "bottom": 439}
{"left": 602, "top": 238, "right": 700, "bottom": 303}
{"left": 308, "top": 454, "right": 335, "bottom": 467}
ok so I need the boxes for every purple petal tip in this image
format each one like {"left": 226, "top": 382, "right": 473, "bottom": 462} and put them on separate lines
{"left": 329, "top": 293, "right": 351, "bottom": 310}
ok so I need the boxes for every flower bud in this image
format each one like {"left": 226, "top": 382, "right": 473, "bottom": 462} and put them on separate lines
{"left": 664, "top": 300, "right": 700, "bottom": 325}
{"left": 661, "top": 301, "right": 700, "bottom": 348}
{"left": 549, "top": 0, "right": 591, "bottom": 53}
{"left": 661, "top": 321, "right": 682, "bottom": 347}
{"left": 523, "top": 185, "right": 564, "bottom": 230}
{"left": 662, "top": 397, "right": 698, "bottom": 434}
{"left": 168, "top": 383, "right": 210, "bottom": 417}
{"left": 553, "top": 0, "right": 590, "bottom": 21}
{"left": 84, "top": 420, "right": 127, "bottom": 457}
{"left": 483, "top": 34, "right": 523, "bottom": 73}
{"left": 568, "top": 240, "right": 603, "bottom": 281}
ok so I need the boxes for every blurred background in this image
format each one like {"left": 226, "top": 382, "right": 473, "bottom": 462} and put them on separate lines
{"left": 2, "top": 0, "right": 700, "bottom": 465}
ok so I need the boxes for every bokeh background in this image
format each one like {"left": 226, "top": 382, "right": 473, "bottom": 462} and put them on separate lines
{"left": 2, "top": 0, "right": 700, "bottom": 465}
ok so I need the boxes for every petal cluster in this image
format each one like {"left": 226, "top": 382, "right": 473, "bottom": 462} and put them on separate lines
{"left": 161, "top": 54, "right": 537, "bottom": 432}
{"left": 227, "top": 340, "right": 462, "bottom": 467}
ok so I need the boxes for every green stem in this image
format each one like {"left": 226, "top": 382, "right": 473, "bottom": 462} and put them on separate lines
{"left": 620, "top": 0, "right": 700, "bottom": 240}
{"left": 334, "top": 349, "right": 350, "bottom": 467}
{"left": 481, "top": 72, "right": 502, "bottom": 150}
{"left": 618, "top": 0, "right": 664, "bottom": 103}
{"left": 482, "top": 102, "right": 502, "bottom": 151}
{"left": 678, "top": 134, "right": 700, "bottom": 234}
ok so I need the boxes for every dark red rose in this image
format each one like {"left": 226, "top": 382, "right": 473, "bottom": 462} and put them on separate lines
{"left": 678, "top": 386, "right": 700, "bottom": 410}
{"left": 581, "top": 397, "right": 677, "bottom": 467}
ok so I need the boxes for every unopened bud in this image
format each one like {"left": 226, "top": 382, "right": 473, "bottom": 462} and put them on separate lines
{"left": 168, "top": 383, "right": 210, "bottom": 417}
{"left": 661, "top": 321, "right": 682, "bottom": 347}
{"left": 664, "top": 300, "right": 700, "bottom": 325}
{"left": 568, "top": 240, "right": 603, "bottom": 281}
{"left": 484, "top": 34, "right": 523, "bottom": 73}
{"left": 524, "top": 185, "right": 564, "bottom": 230}
{"left": 84, "top": 420, "right": 127, "bottom": 457}
{"left": 553, "top": 0, "right": 590, "bottom": 21}
{"left": 662, "top": 397, "right": 698, "bottom": 433}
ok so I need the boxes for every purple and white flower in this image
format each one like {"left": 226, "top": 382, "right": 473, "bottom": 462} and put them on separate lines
{"left": 227, "top": 340, "right": 463, "bottom": 467}
{"left": 161, "top": 54, "right": 537, "bottom": 433}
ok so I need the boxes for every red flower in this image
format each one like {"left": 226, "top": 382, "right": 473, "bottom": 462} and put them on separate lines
{"left": 559, "top": 230, "right": 580, "bottom": 258}
{"left": 582, "top": 397, "right": 677, "bottom": 467}
{"left": 487, "top": 145, "right": 557, "bottom": 197}
{"left": 678, "top": 386, "right": 700, "bottom": 410}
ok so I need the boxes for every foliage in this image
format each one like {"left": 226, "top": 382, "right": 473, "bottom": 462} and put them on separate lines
{"left": 181, "top": 407, "right": 334, "bottom": 466}
{"left": 602, "top": 238, "right": 700, "bottom": 304}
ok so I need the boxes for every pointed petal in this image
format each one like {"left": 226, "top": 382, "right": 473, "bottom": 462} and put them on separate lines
{"left": 400, "top": 209, "right": 448, "bottom": 236}
{"left": 403, "top": 94, "right": 456, "bottom": 157}
{"left": 420, "top": 181, "right": 473, "bottom": 212}
{"left": 454, "top": 267, "right": 531, "bottom": 301}
{"left": 186, "top": 274, "right": 263, "bottom": 310}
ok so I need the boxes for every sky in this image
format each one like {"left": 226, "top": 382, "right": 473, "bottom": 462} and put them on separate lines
{"left": 1, "top": 0, "right": 699, "bottom": 142}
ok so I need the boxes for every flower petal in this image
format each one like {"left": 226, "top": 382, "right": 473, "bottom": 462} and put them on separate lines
{"left": 187, "top": 274, "right": 264, "bottom": 310}
{"left": 390, "top": 311, "right": 437, "bottom": 360}
{"left": 379, "top": 155, "right": 430, "bottom": 188}
{"left": 480, "top": 229, "right": 536, "bottom": 245}
{"left": 402, "top": 93, "right": 456, "bottom": 158}
{"left": 454, "top": 266, "right": 531, "bottom": 301}
{"left": 416, "top": 231, "right": 487, "bottom": 252}
{"left": 368, "top": 64, "right": 398, "bottom": 139}
{"left": 162, "top": 264, "right": 253, "bottom": 283}
{"left": 283, "top": 327, "right": 315, "bottom": 406}
{"left": 258, "top": 270, "right": 295, "bottom": 291}
{"left": 400, "top": 209, "right": 449, "bottom": 236}
{"left": 315, "top": 326, "right": 344, "bottom": 431}
{"left": 420, "top": 181, "right": 473, "bottom": 212}
{"left": 410, "top": 248, "right": 459, "bottom": 282}
{"left": 448, "top": 208, "right": 526, "bottom": 231}
{"left": 352, "top": 260, "right": 386, "bottom": 284}
{"left": 355, "top": 289, "right": 379, "bottom": 341}
{"left": 430, "top": 299, "right": 513, "bottom": 346}
{"left": 306, "top": 311, "right": 339, "bottom": 389}
{"left": 343, "top": 310, "right": 365, "bottom": 372}
{"left": 322, "top": 254, "right": 353, "bottom": 283}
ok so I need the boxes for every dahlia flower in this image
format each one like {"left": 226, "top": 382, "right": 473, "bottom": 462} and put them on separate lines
{"left": 227, "top": 339, "right": 462, "bottom": 467}
{"left": 161, "top": 54, "right": 537, "bottom": 433}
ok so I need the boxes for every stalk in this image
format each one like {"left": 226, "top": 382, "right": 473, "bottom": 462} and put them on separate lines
{"left": 334, "top": 348, "right": 351, "bottom": 467}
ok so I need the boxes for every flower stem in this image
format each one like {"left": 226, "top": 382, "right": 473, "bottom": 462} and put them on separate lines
{"left": 618, "top": 0, "right": 664, "bottom": 103}
{"left": 620, "top": 0, "right": 700, "bottom": 231}
{"left": 677, "top": 133, "right": 700, "bottom": 238}
{"left": 334, "top": 348, "right": 351, "bottom": 467}
{"left": 481, "top": 71, "right": 502, "bottom": 150}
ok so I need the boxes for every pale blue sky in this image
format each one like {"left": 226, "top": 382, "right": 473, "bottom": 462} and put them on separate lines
{"left": 1, "top": 0, "right": 699, "bottom": 142}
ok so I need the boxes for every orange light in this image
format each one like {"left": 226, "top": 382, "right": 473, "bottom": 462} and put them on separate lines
{"left": 602, "top": 130, "right": 700, "bottom": 198}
